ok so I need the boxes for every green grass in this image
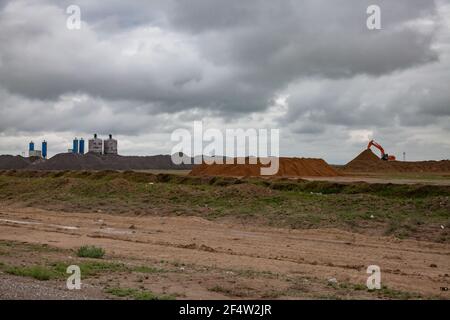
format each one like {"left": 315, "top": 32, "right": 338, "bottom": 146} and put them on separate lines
{"left": 51, "top": 261, "right": 127, "bottom": 277}
{"left": 0, "top": 171, "right": 449, "bottom": 242}
{"left": 4, "top": 265, "right": 56, "bottom": 281}
{"left": 105, "top": 287, "right": 176, "bottom": 300}
{"left": 334, "top": 282, "right": 423, "bottom": 300}
{"left": 1, "top": 260, "right": 128, "bottom": 281}
{"left": 133, "top": 266, "right": 165, "bottom": 274}
{"left": 77, "top": 246, "right": 105, "bottom": 259}
{"left": 375, "top": 286, "right": 423, "bottom": 300}
{"left": 208, "top": 285, "right": 233, "bottom": 296}
{"left": 208, "top": 284, "right": 255, "bottom": 297}
{"left": 0, "top": 240, "right": 63, "bottom": 254}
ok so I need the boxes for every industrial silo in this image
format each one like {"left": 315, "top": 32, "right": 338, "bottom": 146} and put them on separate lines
{"left": 72, "top": 138, "right": 79, "bottom": 154}
{"left": 28, "top": 141, "right": 35, "bottom": 157}
{"left": 42, "top": 141, "right": 47, "bottom": 159}
{"left": 88, "top": 134, "right": 103, "bottom": 154}
{"left": 103, "top": 134, "right": 118, "bottom": 155}
{"left": 79, "top": 138, "right": 85, "bottom": 154}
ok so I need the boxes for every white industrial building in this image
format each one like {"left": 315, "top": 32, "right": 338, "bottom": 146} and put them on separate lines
{"left": 88, "top": 134, "right": 118, "bottom": 155}
{"left": 88, "top": 134, "right": 103, "bottom": 154}
{"left": 29, "top": 150, "right": 42, "bottom": 158}
{"left": 104, "top": 134, "right": 118, "bottom": 155}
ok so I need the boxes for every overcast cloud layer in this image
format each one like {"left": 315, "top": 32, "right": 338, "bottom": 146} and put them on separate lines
{"left": 0, "top": 0, "right": 449, "bottom": 163}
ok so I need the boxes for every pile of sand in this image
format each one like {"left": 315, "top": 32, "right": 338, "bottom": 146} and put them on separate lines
{"left": 344, "top": 149, "right": 450, "bottom": 173}
{"left": 189, "top": 157, "right": 339, "bottom": 177}
{"left": 30, "top": 153, "right": 193, "bottom": 171}
{"left": 0, "top": 155, "right": 31, "bottom": 170}
{"left": 0, "top": 153, "right": 193, "bottom": 171}
{"left": 343, "top": 149, "right": 392, "bottom": 172}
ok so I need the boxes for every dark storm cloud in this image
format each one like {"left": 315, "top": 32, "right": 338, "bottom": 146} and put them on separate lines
{"left": 169, "top": 0, "right": 438, "bottom": 77}
{"left": 279, "top": 51, "right": 450, "bottom": 132}
{"left": 0, "top": 0, "right": 439, "bottom": 110}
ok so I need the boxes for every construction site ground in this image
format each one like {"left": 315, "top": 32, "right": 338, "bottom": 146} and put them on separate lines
{"left": 0, "top": 170, "right": 449, "bottom": 300}
{"left": 144, "top": 169, "right": 450, "bottom": 186}
{"left": 304, "top": 172, "right": 450, "bottom": 186}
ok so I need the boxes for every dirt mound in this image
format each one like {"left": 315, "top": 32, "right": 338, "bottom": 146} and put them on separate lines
{"left": 353, "top": 149, "right": 381, "bottom": 162}
{"left": 27, "top": 153, "right": 102, "bottom": 170}
{"left": 390, "top": 160, "right": 450, "bottom": 173}
{"left": 0, "top": 155, "right": 31, "bottom": 170}
{"left": 343, "top": 149, "right": 392, "bottom": 172}
{"left": 344, "top": 149, "right": 450, "bottom": 173}
{"left": 21, "top": 153, "right": 193, "bottom": 171}
{"left": 190, "top": 157, "right": 339, "bottom": 177}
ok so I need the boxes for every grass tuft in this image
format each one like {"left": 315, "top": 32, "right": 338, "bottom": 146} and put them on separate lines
{"left": 105, "top": 287, "right": 176, "bottom": 300}
{"left": 77, "top": 245, "right": 105, "bottom": 259}
{"left": 133, "top": 266, "right": 165, "bottom": 274}
{"left": 5, "top": 265, "right": 55, "bottom": 281}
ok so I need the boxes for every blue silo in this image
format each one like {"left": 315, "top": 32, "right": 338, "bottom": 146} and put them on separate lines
{"left": 73, "top": 138, "right": 79, "bottom": 154}
{"left": 79, "top": 138, "right": 85, "bottom": 154}
{"left": 42, "top": 141, "right": 47, "bottom": 159}
{"left": 29, "top": 141, "right": 35, "bottom": 151}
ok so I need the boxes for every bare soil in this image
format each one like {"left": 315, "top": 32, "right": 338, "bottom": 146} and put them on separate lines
{"left": 303, "top": 175, "right": 450, "bottom": 186}
{"left": 0, "top": 155, "right": 30, "bottom": 170}
{"left": 343, "top": 149, "right": 450, "bottom": 173}
{"left": 0, "top": 153, "right": 193, "bottom": 171}
{"left": 0, "top": 207, "right": 449, "bottom": 299}
{"left": 190, "top": 157, "right": 339, "bottom": 177}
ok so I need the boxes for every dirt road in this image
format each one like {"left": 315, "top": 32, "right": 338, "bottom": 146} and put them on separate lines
{"left": 304, "top": 175, "right": 450, "bottom": 186}
{"left": 0, "top": 206, "right": 448, "bottom": 299}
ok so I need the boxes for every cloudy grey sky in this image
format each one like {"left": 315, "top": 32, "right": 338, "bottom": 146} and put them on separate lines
{"left": 0, "top": 0, "right": 449, "bottom": 163}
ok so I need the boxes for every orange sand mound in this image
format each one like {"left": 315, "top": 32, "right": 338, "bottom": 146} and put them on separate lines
{"left": 344, "top": 149, "right": 450, "bottom": 173}
{"left": 189, "top": 157, "right": 339, "bottom": 177}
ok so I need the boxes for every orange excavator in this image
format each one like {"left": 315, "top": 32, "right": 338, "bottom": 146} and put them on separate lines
{"left": 367, "top": 140, "right": 396, "bottom": 161}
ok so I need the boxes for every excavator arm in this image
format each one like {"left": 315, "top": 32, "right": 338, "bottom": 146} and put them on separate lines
{"left": 367, "top": 140, "right": 396, "bottom": 161}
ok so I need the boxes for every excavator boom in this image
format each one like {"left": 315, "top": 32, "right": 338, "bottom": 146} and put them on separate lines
{"left": 367, "top": 140, "right": 396, "bottom": 161}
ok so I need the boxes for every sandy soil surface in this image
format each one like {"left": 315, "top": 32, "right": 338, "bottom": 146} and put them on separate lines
{"left": 0, "top": 273, "right": 106, "bottom": 300}
{"left": 0, "top": 207, "right": 448, "bottom": 299}
{"left": 303, "top": 175, "right": 450, "bottom": 186}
